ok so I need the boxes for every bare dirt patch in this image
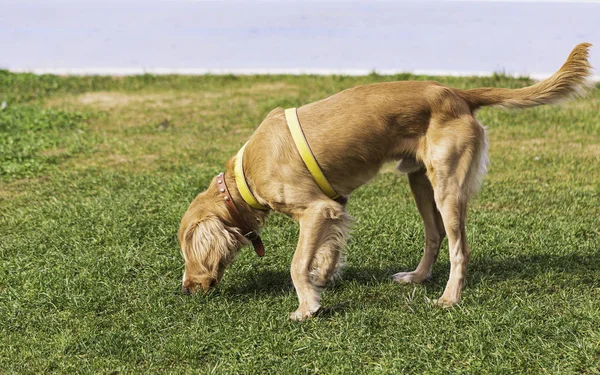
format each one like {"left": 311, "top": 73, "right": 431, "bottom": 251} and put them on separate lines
{"left": 39, "top": 148, "right": 69, "bottom": 158}
{"left": 45, "top": 84, "right": 297, "bottom": 112}
{"left": 77, "top": 92, "right": 134, "bottom": 108}
{"left": 0, "top": 177, "right": 48, "bottom": 200}
{"left": 242, "top": 82, "right": 299, "bottom": 94}
{"left": 46, "top": 91, "right": 225, "bottom": 111}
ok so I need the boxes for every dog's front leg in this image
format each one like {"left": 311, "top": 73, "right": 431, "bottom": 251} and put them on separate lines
{"left": 290, "top": 200, "right": 349, "bottom": 321}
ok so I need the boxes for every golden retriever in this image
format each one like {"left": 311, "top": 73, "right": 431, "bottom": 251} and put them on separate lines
{"left": 179, "top": 43, "right": 592, "bottom": 320}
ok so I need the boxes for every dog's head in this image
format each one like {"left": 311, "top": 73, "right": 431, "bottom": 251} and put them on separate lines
{"left": 178, "top": 181, "right": 243, "bottom": 295}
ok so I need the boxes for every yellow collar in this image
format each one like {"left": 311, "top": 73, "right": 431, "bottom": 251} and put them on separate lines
{"left": 234, "top": 143, "right": 269, "bottom": 211}
{"left": 285, "top": 108, "right": 341, "bottom": 200}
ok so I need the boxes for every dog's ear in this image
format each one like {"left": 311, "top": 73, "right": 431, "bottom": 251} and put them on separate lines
{"left": 181, "top": 216, "right": 239, "bottom": 276}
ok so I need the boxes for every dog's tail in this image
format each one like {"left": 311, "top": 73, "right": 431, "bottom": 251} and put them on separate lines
{"left": 458, "top": 43, "right": 593, "bottom": 111}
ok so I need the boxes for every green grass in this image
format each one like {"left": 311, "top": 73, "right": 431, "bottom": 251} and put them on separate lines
{"left": 1, "top": 71, "right": 599, "bottom": 374}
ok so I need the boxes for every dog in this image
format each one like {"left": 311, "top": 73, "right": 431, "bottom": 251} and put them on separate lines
{"left": 178, "top": 43, "right": 592, "bottom": 321}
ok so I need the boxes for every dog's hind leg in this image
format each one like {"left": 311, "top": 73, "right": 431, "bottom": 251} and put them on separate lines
{"left": 393, "top": 168, "right": 445, "bottom": 284}
{"left": 290, "top": 200, "right": 350, "bottom": 321}
{"left": 427, "top": 118, "right": 487, "bottom": 306}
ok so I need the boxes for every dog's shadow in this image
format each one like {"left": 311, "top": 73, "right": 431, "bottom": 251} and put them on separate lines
{"left": 224, "top": 268, "right": 293, "bottom": 297}
{"left": 225, "top": 252, "right": 600, "bottom": 299}
{"left": 355, "top": 252, "right": 600, "bottom": 293}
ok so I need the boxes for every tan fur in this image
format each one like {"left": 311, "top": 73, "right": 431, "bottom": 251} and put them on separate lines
{"left": 457, "top": 43, "right": 592, "bottom": 110}
{"left": 178, "top": 43, "right": 592, "bottom": 319}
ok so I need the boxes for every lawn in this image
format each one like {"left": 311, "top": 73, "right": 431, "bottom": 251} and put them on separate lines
{"left": 1, "top": 70, "right": 599, "bottom": 374}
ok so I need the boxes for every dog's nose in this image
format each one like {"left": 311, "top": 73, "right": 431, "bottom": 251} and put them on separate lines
{"left": 182, "top": 285, "right": 191, "bottom": 295}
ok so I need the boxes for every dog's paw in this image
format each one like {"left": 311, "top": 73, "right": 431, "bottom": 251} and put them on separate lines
{"left": 425, "top": 296, "right": 458, "bottom": 308}
{"left": 392, "top": 271, "right": 430, "bottom": 284}
{"left": 289, "top": 305, "right": 321, "bottom": 322}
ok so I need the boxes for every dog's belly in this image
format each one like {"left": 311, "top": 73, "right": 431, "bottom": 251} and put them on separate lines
{"left": 320, "top": 135, "right": 423, "bottom": 194}
{"left": 396, "top": 158, "right": 424, "bottom": 174}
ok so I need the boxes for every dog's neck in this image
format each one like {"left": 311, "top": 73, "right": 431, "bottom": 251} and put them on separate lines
{"left": 221, "top": 164, "right": 269, "bottom": 234}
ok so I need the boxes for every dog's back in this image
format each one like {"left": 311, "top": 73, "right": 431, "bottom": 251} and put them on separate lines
{"left": 282, "top": 43, "right": 592, "bottom": 190}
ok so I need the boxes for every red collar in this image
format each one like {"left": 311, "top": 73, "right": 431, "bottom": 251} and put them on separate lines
{"left": 216, "top": 172, "right": 265, "bottom": 257}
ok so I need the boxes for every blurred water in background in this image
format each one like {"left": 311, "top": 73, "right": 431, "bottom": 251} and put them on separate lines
{"left": 1, "top": 0, "right": 599, "bottom": 78}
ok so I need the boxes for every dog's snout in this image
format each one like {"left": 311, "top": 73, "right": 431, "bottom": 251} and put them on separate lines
{"left": 182, "top": 285, "right": 191, "bottom": 295}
